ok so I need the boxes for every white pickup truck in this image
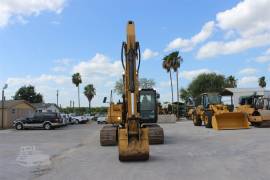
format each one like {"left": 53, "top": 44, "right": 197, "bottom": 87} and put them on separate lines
{"left": 71, "top": 115, "right": 89, "bottom": 124}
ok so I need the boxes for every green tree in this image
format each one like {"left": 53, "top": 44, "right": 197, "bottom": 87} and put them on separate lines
{"left": 259, "top": 76, "right": 266, "bottom": 88}
{"left": 170, "top": 51, "right": 183, "bottom": 105}
{"left": 114, "top": 78, "right": 156, "bottom": 95}
{"left": 139, "top": 78, "right": 156, "bottom": 89}
{"left": 114, "top": 79, "right": 124, "bottom": 95}
{"left": 84, "top": 84, "right": 96, "bottom": 112}
{"left": 14, "top": 85, "right": 43, "bottom": 103}
{"left": 187, "top": 73, "right": 226, "bottom": 98}
{"left": 72, "top": 73, "right": 82, "bottom": 108}
{"left": 225, "top": 75, "right": 237, "bottom": 88}
{"left": 180, "top": 88, "right": 191, "bottom": 103}
{"left": 162, "top": 55, "right": 174, "bottom": 103}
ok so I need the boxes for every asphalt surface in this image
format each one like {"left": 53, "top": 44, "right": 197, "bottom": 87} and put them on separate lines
{"left": 1, "top": 121, "right": 270, "bottom": 180}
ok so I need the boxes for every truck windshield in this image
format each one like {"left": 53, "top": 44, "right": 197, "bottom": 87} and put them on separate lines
{"left": 140, "top": 91, "right": 156, "bottom": 119}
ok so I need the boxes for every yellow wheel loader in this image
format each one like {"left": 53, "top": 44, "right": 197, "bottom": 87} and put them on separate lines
{"left": 192, "top": 93, "right": 249, "bottom": 130}
{"left": 100, "top": 21, "right": 163, "bottom": 161}
{"left": 236, "top": 95, "right": 270, "bottom": 127}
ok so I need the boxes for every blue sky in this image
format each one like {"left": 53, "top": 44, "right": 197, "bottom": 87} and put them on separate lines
{"left": 0, "top": 0, "right": 270, "bottom": 107}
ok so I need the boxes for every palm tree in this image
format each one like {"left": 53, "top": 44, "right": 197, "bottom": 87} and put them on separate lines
{"left": 72, "top": 73, "right": 82, "bottom": 108}
{"left": 162, "top": 55, "right": 174, "bottom": 103}
{"left": 226, "top": 75, "right": 237, "bottom": 88}
{"left": 84, "top": 84, "right": 96, "bottom": 112}
{"left": 259, "top": 76, "right": 266, "bottom": 88}
{"left": 170, "top": 51, "right": 183, "bottom": 106}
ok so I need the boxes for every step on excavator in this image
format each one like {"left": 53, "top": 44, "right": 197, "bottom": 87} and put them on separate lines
{"left": 100, "top": 21, "right": 164, "bottom": 161}
{"left": 236, "top": 94, "right": 270, "bottom": 127}
{"left": 192, "top": 93, "right": 249, "bottom": 130}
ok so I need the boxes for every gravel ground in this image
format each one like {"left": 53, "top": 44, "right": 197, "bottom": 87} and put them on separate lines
{"left": 1, "top": 121, "right": 270, "bottom": 180}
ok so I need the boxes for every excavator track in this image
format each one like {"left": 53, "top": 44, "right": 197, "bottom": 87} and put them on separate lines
{"left": 100, "top": 125, "right": 118, "bottom": 146}
{"left": 145, "top": 124, "right": 164, "bottom": 145}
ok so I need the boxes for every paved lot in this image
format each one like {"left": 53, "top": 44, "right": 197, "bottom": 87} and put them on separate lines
{"left": 1, "top": 121, "right": 270, "bottom": 180}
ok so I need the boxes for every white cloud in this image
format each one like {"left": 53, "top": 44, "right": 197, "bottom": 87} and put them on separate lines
{"left": 165, "top": 21, "right": 215, "bottom": 52}
{"left": 52, "top": 58, "right": 72, "bottom": 72}
{"left": 195, "top": 0, "right": 270, "bottom": 59}
{"left": 256, "top": 48, "right": 270, "bottom": 63}
{"left": 197, "top": 33, "right": 270, "bottom": 59}
{"left": 7, "top": 74, "right": 70, "bottom": 86}
{"left": 238, "top": 76, "right": 258, "bottom": 87}
{"left": 239, "top": 68, "right": 257, "bottom": 75}
{"left": 73, "top": 53, "right": 122, "bottom": 78}
{"left": 216, "top": 0, "right": 270, "bottom": 37}
{"left": 0, "top": 0, "right": 66, "bottom": 27}
{"left": 179, "top": 69, "right": 212, "bottom": 80}
{"left": 142, "top": 49, "right": 159, "bottom": 60}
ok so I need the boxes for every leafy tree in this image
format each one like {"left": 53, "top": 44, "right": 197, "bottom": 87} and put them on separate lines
{"left": 72, "top": 73, "right": 82, "bottom": 108}
{"left": 114, "top": 79, "right": 124, "bottom": 95}
{"left": 162, "top": 55, "right": 174, "bottom": 103}
{"left": 170, "top": 51, "right": 183, "bottom": 104}
{"left": 225, "top": 75, "right": 237, "bottom": 88}
{"left": 180, "top": 88, "right": 191, "bottom": 102}
{"left": 14, "top": 85, "right": 43, "bottom": 103}
{"left": 183, "top": 73, "right": 226, "bottom": 100}
{"left": 259, "top": 76, "right": 266, "bottom": 88}
{"left": 84, "top": 84, "right": 96, "bottom": 112}
{"left": 139, "top": 78, "right": 156, "bottom": 89}
{"left": 114, "top": 78, "right": 156, "bottom": 95}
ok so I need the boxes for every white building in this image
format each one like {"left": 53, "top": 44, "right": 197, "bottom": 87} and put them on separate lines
{"left": 222, "top": 88, "right": 270, "bottom": 108}
{"left": 32, "top": 103, "right": 60, "bottom": 113}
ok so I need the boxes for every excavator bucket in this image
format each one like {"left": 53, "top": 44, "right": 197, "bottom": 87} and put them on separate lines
{"left": 212, "top": 112, "right": 249, "bottom": 130}
{"left": 118, "top": 128, "right": 149, "bottom": 161}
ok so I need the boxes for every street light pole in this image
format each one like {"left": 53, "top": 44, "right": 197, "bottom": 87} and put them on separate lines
{"left": 1, "top": 84, "right": 8, "bottom": 129}
{"left": 56, "top": 90, "right": 59, "bottom": 107}
{"left": 1, "top": 90, "right": 4, "bottom": 129}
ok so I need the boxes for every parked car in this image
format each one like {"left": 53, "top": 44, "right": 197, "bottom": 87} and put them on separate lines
{"left": 13, "top": 112, "right": 62, "bottom": 130}
{"left": 71, "top": 115, "right": 89, "bottom": 124}
{"left": 84, "top": 114, "right": 94, "bottom": 121}
{"left": 60, "top": 114, "right": 70, "bottom": 125}
{"left": 97, "top": 114, "right": 107, "bottom": 124}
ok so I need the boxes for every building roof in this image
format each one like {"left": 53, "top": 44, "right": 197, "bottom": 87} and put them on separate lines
{"left": 32, "top": 103, "right": 59, "bottom": 109}
{"left": 225, "top": 88, "right": 270, "bottom": 93}
{"left": 0, "top": 100, "right": 35, "bottom": 109}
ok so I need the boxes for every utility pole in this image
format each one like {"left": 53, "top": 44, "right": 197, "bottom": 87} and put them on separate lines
{"left": 1, "top": 84, "right": 8, "bottom": 129}
{"left": 56, "top": 90, "right": 59, "bottom": 107}
{"left": 1, "top": 90, "right": 4, "bottom": 129}
{"left": 73, "top": 101, "right": 75, "bottom": 113}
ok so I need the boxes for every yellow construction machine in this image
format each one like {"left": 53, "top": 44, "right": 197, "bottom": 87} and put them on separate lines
{"left": 192, "top": 93, "right": 249, "bottom": 130}
{"left": 100, "top": 21, "right": 163, "bottom": 161}
{"left": 236, "top": 95, "right": 270, "bottom": 127}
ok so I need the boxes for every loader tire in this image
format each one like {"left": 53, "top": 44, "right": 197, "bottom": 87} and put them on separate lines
{"left": 193, "top": 113, "right": 202, "bottom": 126}
{"left": 204, "top": 112, "right": 213, "bottom": 128}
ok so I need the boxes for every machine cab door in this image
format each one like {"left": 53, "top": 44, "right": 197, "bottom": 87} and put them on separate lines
{"left": 139, "top": 89, "right": 158, "bottom": 124}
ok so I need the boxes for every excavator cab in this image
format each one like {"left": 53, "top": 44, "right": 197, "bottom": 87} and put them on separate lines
{"left": 139, "top": 89, "right": 158, "bottom": 123}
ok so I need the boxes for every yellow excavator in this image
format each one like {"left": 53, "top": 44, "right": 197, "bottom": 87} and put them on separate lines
{"left": 236, "top": 95, "right": 270, "bottom": 127}
{"left": 100, "top": 21, "right": 163, "bottom": 161}
{"left": 192, "top": 93, "right": 249, "bottom": 130}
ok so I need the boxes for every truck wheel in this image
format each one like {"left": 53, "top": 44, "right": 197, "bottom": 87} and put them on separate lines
{"left": 44, "top": 123, "right": 52, "bottom": 130}
{"left": 204, "top": 112, "right": 213, "bottom": 128}
{"left": 16, "top": 123, "right": 23, "bottom": 130}
{"left": 193, "top": 113, "right": 202, "bottom": 126}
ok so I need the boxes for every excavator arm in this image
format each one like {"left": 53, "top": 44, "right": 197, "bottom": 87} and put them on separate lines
{"left": 118, "top": 21, "right": 149, "bottom": 161}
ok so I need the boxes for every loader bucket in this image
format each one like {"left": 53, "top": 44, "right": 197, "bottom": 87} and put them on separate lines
{"left": 212, "top": 112, "right": 249, "bottom": 130}
{"left": 118, "top": 128, "right": 149, "bottom": 161}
